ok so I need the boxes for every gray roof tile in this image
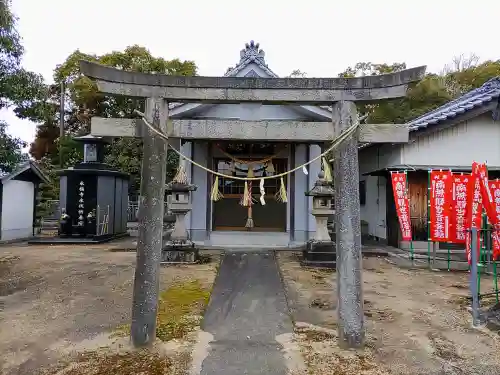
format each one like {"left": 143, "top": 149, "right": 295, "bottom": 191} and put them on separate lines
{"left": 407, "top": 77, "right": 500, "bottom": 131}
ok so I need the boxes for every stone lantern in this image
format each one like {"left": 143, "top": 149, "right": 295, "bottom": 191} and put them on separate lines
{"left": 163, "top": 180, "right": 198, "bottom": 263}
{"left": 302, "top": 171, "right": 336, "bottom": 268}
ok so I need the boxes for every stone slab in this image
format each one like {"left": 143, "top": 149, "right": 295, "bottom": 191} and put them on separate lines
{"left": 161, "top": 248, "right": 199, "bottom": 263}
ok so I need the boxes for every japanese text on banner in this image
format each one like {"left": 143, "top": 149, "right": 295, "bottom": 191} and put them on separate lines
{"left": 430, "top": 171, "right": 452, "bottom": 242}
{"left": 488, "top": 180, "right": 500, "bottom": 260}
{"left": 450, "top": 174, "right": 470, "bottom": 244}
{"left": 391, "top": 173, "right": 412, "bottom": 241}
{"left": 466, "top": 162, "right": 483, "bottom": 264}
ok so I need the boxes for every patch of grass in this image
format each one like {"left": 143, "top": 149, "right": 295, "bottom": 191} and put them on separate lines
{"left": 58, "top": 350, "right": 172, "bottom": 375}
{"left": 113, "top": 280, "right": 211, "bottom": 342}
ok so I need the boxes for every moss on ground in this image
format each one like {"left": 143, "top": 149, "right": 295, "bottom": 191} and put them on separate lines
{"left": 48, "top": 280, "right": 212, "bottom": 375}
{"left": 113, "top": 279, "right": 211, "bottom": 342}
{"left": 156, "top": 279, "right": 211, "bottom": 341}
{"left": 59, "top": 351, "right": 173, "bottom": 375}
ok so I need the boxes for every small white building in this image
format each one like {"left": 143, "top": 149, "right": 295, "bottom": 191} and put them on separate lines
{"left": 359, "top": 78, "right": 500, "bottom": 248}
{"left": 0, "top": 161, "right": 49, "bottom": 242}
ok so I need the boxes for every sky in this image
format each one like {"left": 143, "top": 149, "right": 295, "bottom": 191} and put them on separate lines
{"left": 3, "top": 0, "right": 499, "bottom": 149}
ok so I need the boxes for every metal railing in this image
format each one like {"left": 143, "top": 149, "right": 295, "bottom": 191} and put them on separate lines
{"left": 39, "top": 199, "right": 169, "bottom": 225}
{"left": 126, "top": 201, "right": 169, "bottom": 222}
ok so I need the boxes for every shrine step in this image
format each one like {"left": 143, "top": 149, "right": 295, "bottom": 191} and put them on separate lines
{"left": 300, "top": 259, "right": 336, "bottom": 269}
{"left": 161, "top": 248, "right": 199, "bottom": 263}
{"left": 302, "top": 250, "right": 336, "bottom": 262}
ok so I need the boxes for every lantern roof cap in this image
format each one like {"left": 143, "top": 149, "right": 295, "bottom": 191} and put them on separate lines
{"left": 305, "top": 171, "right": 334, "bottom": 197}
{"left": 165, "top": 181, "right": 198, "bottom": 193}
{"left": 73, "top": 134, "right": 110, "bottom": 144}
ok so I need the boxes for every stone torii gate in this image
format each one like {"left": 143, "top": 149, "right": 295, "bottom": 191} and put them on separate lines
{"left": 79, "top": 60, "right": 426, "bottom": 349}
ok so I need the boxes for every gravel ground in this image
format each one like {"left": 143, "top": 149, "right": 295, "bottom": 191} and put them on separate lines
{"left": 278, "top": 252, "right": 500, "bottom": 375}
{"left": 0, "top": 244, "right": 219, "bottom": 375}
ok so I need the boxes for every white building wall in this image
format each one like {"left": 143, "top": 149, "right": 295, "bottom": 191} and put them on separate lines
{"left": 358, "top": 114, "right": 500, "bottom": 242}
{"left": 190, "top": 142, "right": 208, "bottom": 242}
{"left": 1, "top": 180, "right": 34, "bottom": 241}
{"left": 401, "top": 115, "right": 500, "bottom": 167}
{"left": 359, "top": 175, "right": 387, "bottom": 240}
{"left": 358, "top": 145, "right": 399, "bottom": 240}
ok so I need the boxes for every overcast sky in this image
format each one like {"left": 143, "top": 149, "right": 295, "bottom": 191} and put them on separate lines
{"left": 3, "top": 0, "right": 498, "bottom": 148}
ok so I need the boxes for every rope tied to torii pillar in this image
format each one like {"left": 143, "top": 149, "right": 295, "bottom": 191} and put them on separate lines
{"left": 134, "top": 109, "right": 358, "bottom": 203}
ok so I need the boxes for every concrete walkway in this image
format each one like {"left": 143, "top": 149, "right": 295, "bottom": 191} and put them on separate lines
{"left": 194, "top": 251, "right": 301, "bottom": 375}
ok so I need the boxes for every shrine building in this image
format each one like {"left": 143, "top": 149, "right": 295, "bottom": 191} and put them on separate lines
{"left": 169, "top": 41, "right": 331, "bottom": 247}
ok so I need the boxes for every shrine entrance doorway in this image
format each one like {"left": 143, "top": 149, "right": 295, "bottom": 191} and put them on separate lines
{"left": 211, "top": 142, "right": 288, "bottom": 232}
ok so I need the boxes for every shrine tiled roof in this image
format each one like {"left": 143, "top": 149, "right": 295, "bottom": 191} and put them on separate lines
{"left": 407, "top": 77, "right": 500, "bottom": 131}
{"left": 170, "top": 40, "right": 333, "bottom": 114}
{"left": 224, "top": 40, "right": 279, "bottom": 78}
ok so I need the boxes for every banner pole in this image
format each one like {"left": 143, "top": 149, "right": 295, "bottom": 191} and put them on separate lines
{"left": 447, "top": 169, "right": 451, "bottom": 271}
{"left": 495, "top": 178, "right": 499, "bottom": 303}
{"left": 478, "top": 214, "right": 483, "bottom": 297}
{"left": 494, "top": 260, "right": 499, "bottom": 303}
{"left": 427, "top": 169, "right": 432, "bottom": 268}
{"left": 470, "top": 227, "right": 481, "bottom": 327}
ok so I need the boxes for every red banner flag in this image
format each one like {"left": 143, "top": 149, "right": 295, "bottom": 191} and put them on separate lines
{"left": 488, "top": 180, "right": 500, "bottom": 260}
{"left": 391, "top": 172, "right": 412, "bottom": 241}
{"left": 477, "top": 163, "right": 497, "bottom": 226}
{"left": 488, "top": 180, "right": 500, "bottom": 225}
{"left": 466, "top": 162, "right": 483, "bottom": 264}
{"left": 449, "top": 174, "right": 471, "bottom": 244}
{"left": 429, "top": 171, "right": 453, "bottom": 242}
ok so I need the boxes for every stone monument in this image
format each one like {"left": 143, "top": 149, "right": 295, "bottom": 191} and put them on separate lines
{"left": 31, "top": 134, "right": 130, "bottom": 244}
{"left": 302, "top": 171, "right": 336, "bottom": 268}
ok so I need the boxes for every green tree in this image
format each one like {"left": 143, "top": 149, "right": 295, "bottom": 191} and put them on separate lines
{"left": 0, "top": 120, "right": 27, "bottom": 173}
{"left": 30, "top": 45, "right": 197, "bottom": 196}
{"left": 0, "top": 0, "right": 47, "bottom": 119}
{"left": 337, "top": 57, "right": 500, "bottom": 125}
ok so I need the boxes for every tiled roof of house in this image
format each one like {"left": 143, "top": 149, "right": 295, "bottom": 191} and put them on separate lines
{"left": 407, "top": 77, "right": 500, "bottom": 131}
{"left": 0, "top": 160, "right": 49, "bottom": 184}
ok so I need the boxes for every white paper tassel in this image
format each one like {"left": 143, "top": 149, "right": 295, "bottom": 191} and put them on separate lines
{"left": 259, "top": 178, "right": 266, "bottom": 205}
{"left": 302, "top": 165, "right": 308, "bottom": 175}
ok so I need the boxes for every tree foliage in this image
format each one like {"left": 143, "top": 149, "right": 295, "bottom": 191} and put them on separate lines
{"left": 0, "top": 0, "right": 44, "bottom": 173}
{"left": 30, "top": 45, "right": 197, "bottom": 196}
{"left": 0, "top": 0, "right": 47, "bottom": 118}
{"left": 0, "top": 120, "right": 27, "bottom": 173}
{"left": 336, "top": 56, "right": 500, "bottom": 125}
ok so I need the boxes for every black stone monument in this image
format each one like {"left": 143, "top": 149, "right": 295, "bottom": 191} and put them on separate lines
{"left": 30, "top": 135, "right": 130, "bottom": 244}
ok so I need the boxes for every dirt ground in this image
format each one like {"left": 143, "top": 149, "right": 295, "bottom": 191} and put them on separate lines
{"left": 0, "top": 243, "right": 219, "bottom": 375}
{"left": 278, "top": 253, "right": 500, "bottom": 375}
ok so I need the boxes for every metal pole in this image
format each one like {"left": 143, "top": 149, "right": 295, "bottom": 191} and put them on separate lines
{"left": 131, "top": 98, "right": 168, "bottom": 347}
{"left": 332, "top": 101, "right": 364, "bottom": 348}
{"left": 59, "top": 81, "right": 65, "bottom": 168}
{"left": 470, "top": 227, "right": 481, "bottom": 327}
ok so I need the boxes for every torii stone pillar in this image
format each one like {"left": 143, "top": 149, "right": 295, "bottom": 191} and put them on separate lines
{"left": 130, "top": 97, "right": 169, "bottom": 347}
{"left": 332, "top": 101, "right": 364, "bottom": 348}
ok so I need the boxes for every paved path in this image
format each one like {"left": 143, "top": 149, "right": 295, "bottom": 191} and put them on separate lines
{"left": 198, "top": 251, "right": 295, "bottom": 375}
